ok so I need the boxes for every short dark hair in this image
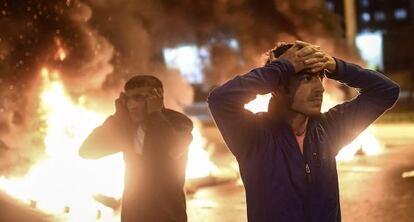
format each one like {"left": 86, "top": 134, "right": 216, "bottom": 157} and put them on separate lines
{"left": 272, "top": 43, "right": 294, "bottom": 58}
{"left": 265, "top": 43, "right": 294, "bottom": 65}
{"left": 124, "top": 75, "right": 163, "bottom": 91}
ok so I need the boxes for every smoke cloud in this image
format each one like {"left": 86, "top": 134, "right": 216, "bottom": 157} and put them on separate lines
{"left": 0, "top": 0, "right": 360, "bottom": 174}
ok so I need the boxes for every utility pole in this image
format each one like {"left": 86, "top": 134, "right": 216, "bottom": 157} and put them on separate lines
{"left": 343, "top": 0, "right": 357, "bottom": 47}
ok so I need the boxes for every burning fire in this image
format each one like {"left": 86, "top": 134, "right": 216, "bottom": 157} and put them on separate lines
{"left": 321, "top": 93, "right": 382, "bottom": 161}
{"left": 56, "top": 48, "right": 67, "bottom": 61}
{"left": 54, "top": 38, "right": 67, "bottom": 61}
{"left": 244, "top": 91, "right": 381, "bottom": 161}
{"left": 0, "top": 68, "right": 125, "bottom": 221}
{"left": 0, "top": 68, "right": 216, "bottom": 221}
{"left": 186, "top": 121, "right": 218, "bottom": 179}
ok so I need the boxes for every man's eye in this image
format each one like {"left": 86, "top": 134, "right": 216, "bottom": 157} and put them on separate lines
{"left": 302, "top": 75, "right": 313, "bottom": 82}
{"left": 132, "top": 95, "right": 146, "bottom": 101}
{"left": 318, "top": 72, "right": 325, "bottom": 80}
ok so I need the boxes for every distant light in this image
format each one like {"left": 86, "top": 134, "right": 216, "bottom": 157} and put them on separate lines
{"left": 355, "top": 31, "right": 383, "bottom": 70}
{"left": 226, "top": 38, "right": 240, "bottom": 51}
{"left": 163, "top": 45, "right": 210, "bottom": 84}
{"left": 394, "top": 8, "right": 407, "bottom": 20}
{"left": 360, "top": 0, "right": 369, "bottom": 8}
{"left": 374, "top": 11, "right": 386, "bottom": 22}
{"left": 402, "top": 170, "right": 414, "bottom": 178}
{"left": 163, "top": 38, "right": 240, "bottom": 84}
{"left": 326, "top": 1, "right": 335, "bottom": 12}
{"left": 361, "top": 12, "right": 371, "bottom": 22}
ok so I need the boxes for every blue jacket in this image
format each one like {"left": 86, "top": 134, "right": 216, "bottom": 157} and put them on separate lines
{"left": 207, "top": 59, "right": 400, "bottom": 222}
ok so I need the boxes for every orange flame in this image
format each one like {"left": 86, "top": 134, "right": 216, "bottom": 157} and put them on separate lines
{"left": 54, "top": 38, "right": 67, "bottom": 61}
{"left": 1, "top": 68, "right": 124, "bottom": 221}
{"left": 0, "top": 68, "right": 216, "bottom": 221}
{"left": 186, "top": 121, "right": 217, "bottom": 179}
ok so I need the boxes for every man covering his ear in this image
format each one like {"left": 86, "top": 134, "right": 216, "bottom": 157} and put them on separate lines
{"left": 79, "top": 75, "right": 193, "bottom": 222}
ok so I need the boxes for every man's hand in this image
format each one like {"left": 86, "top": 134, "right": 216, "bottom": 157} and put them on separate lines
{"left": 146, "top": 88, "right": 164, "bottom": 115}
{"left": 267, "top": 41, "right": 337, "bottom": 74}
{"left": 115, "top": 92, "right": 129, "bottom": 119}
{"left": 276, "top": 43, "right": 308, "bottom": 73}
{"left": 113, "top": 92, "right": 135, "bottom": 131}
{"left": 295, "top": 40, "right": 337, "bottom": 73}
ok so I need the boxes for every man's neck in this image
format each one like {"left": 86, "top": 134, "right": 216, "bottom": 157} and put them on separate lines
{"left": 131, "top": 122, "right": 146, "bottom": 132}
{"left": 286, "top": 111, "right": 308, "bottom": 136}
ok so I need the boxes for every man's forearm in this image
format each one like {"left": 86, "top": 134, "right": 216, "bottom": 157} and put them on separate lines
{"left": 326, "top": 58, "right": 400, "bottom": 108}
{"left": 79, "top": 116, "right": 129, "bottom": 159}
{"left": 321, "top": 58, "right": 400, "bottom": 152}
{"left": 208, "top": 59, "right": 295, "bottom": 110}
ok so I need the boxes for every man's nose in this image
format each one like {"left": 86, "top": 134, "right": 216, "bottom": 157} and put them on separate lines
{"left": 314, "top": 78, "right": 325, "bottom": 94}
{"left": 126, "top": 99, "right": 140, "bottom": 109}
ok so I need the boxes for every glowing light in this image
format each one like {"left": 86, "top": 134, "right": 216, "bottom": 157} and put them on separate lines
{"left": 41, "top": 68, "right": 49, "bottom": 78}
{"left": 321, "top": 91, "right": 382, "bottom": 160}
{"left": 244, "top": 94, "right": 272, "bottom": 113}
{"left": 58, "top": 49, "right": 67, "bottom": 61}
{"left": 0, "top": 67, "right": 216, "bottom": 221}
{"left": 54, "top": 38, "right": 68, "bottom": 61}
{"left": 54, "top": 47, "right": 67, "bottom": 61}
{"left": 402, "top": 170, "right": 414, "bottom": 178}
{"left": 335, "top": 127, "right": 381, "bottom": 161}
{"left": 321, "top": 93, "right": 339, "bottom": 112}
{"left": 356, "top": 31, "right": 383, "bottom": 70}
{"left": 163, "top": 45, "right": 209, "bottom": 84}
{"left": 0, "top": 68, "right": 124, "bottom": 222}
{"left": 186, "top": 121, "right": 217, "bottom": 179}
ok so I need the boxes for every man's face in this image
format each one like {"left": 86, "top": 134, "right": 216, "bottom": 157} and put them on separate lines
{"left": 124, "top": 86, "right": 153, "bottom": 124}
{"left": 287, "top": 72, "right": 325, "bottom": 116}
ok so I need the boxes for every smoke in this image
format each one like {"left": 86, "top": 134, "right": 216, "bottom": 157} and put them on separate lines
{"left": 0, "top": 0, "right": 360, "bottom": 174}
{"left": 0, "top": 0, "right": 197, "bottom": 174}
{"left": 0, "top": 0, "right": 115, "bottom": 175}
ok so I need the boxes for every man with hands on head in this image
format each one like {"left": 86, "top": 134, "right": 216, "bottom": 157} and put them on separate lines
{"left": 79, "top": 75, "right": 193, "bottom": 222}
{"left": 208, "top": 41, "right": 399, "bottom": 222}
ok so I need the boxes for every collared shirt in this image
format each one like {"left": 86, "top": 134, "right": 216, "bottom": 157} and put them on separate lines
{"left": 132, "top": 125, "right": 145, "bottom": 155}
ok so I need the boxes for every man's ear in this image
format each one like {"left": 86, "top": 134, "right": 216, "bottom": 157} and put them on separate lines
{"left": 283, "top": 78, "right": 299, "bottom": 106}
{"left": 156, "top": 87, "right": 165, "bottom": 107}
{"left": 156, "top": 87, "right": 163, "bottom": 97}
